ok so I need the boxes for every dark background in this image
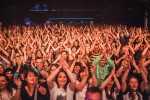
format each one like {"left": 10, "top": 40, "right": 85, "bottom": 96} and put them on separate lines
{"left": 0, "top": 0, "right": 150, "bottom": 25}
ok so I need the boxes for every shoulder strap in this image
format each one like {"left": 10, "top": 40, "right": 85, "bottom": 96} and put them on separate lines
{"left": 34, "top": 85, "right": 38, "bottom": 100}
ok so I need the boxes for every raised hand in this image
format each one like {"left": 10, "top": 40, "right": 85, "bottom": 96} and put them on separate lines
{"left": 38, "top": 85, "right": 47, "bottom": 95}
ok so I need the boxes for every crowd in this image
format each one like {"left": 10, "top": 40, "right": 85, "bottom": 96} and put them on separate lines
{"left": 0, "top": 23, "right": 149, "bottom": 100}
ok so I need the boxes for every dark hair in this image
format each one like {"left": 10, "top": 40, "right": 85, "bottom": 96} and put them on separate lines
{"left": 24, "top": 67, "right": 38, "bottom": 78}
{"left": 85, "top": 86, "right": 101, "bottom": 99}
{"left": 127, "top": 75, "right": 140, "bottom": 92}
{"left": 74, "top": 62, "right": 82, "bottom": 80}
{"left": 55, "top": 69, "right": 69, "bottom": 90}
{"left": 75, "top": 62, "right": 82, "bottom": 68}
{"left": 0, "top": 74, "right": 13, "bottom": 93}
{"left": 76, "top": 66, "right": 86, "bottom": 81}
{"left": 4, "top": 68, "right": 14, "bottom": 74}
{"left": 86, "top": 86, "right": 101, "bottom": 93}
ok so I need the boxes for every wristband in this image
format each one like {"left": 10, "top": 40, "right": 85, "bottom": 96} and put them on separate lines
{"left": 14, "top": 72, "right": 19, "bottom": 78}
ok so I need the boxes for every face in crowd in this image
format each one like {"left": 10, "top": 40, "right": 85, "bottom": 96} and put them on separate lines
{"left": 129, "top": 76, "right": 139, "bottom": 91}
{"left": 85, "top": 87, "right": 102, "bottom": 100}
{"left": 35, "top": 59, "right": 44, "bottom": 70}
{"left": 0, "top": 75, "right": 8, "bottom": 90}
{"left": 61, "top": 51, "right": 68, "bottom": 60}
{"left": 80, "top": 70, "right": 87, "bottom": 79}
{"left": 5, "top": 69, "right": 13, "bottom": 80}
{"left": 56, "top": 71, "right": 68, "bottom": 88}
{"left": 73, "top": 65, "right": 81, "bottom": 75}
{"left": 26, "top": 71, "right": 37, "bottom": 85}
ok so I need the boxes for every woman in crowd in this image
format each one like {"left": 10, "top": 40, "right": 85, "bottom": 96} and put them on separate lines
{"left": 14, "top": 68, "right": 50, "bottom": 100}
{"left": 0, "top": 74, "right": 16, "bottom": 100}
{"left": 47, "top": 57, "right": 76, "bottom": 100}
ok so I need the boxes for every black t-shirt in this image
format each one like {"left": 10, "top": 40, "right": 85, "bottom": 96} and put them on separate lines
{"left": 143, "top": 90, "right": 150, "bottom": 100}
{"left": 37, "top": 82, "right": 50, "bottom": 100}
{"left": 21, "top": 83, "right": 50, "bottom": 100}
{"left": 21, "top": 85, "right": 35, "bottom": 100}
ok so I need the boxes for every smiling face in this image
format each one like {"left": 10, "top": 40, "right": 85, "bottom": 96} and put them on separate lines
{"left": 0, "top": 75, "right": 7, "bottom": 90}
{"left": 35, "top": 59, "right": 44, "bottom": 70}
{"left": 26, "top": 71, "right": 37, "bottom": 85}
{"left": 74, "top": 65, "right": 81, "bottom": 74}
{"left": 57, "top": 72, "right": 68, "bottom": 88}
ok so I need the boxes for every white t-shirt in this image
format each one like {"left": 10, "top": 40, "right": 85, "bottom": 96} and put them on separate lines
{"left": 123, "top": 92, "right": 143, "bottom": 100}
{"left": 75, "top": 84, "right": 88, "bottom": 100}
{"left": 50, "top": 82, "right": 74, "bottom": 100}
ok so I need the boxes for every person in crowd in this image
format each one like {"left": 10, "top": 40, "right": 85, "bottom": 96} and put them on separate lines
{"left": 0, "top": 23, "right": 149, "bottom": 100}
{"left": 0, "top": 74, "right": 16, "bottom": 100}
{"left": 47, "top": 57, "right": 76, "bottom": 100}
{"left": 122, "top": 76, "right": 143, "bottom": 100}
{"left": 14, "top": 68, "right": 50, "bottom": 100}
{"left": 85, "top": 86, "right": 102, "bottom": 100}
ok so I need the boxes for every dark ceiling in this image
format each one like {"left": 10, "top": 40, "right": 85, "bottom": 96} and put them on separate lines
{"left": 0, "top": 0, "right": 150, "bottom": 25}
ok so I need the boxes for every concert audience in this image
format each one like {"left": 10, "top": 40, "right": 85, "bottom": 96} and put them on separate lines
{"left": 0, "top": 23, "right": 149, "bottom": 100}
